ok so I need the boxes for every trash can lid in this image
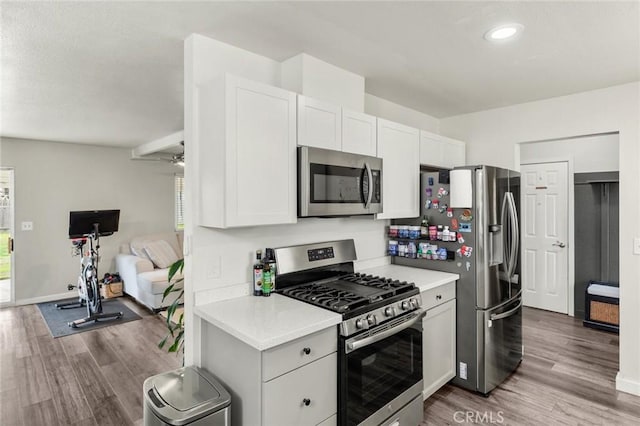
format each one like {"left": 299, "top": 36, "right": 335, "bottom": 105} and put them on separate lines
{"left": 144, "top": 366, "right": 231, "bottom": 425}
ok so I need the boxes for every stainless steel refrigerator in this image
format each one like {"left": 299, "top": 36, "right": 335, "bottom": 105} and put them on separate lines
{"left": 393, "top": 165, "right": 522, "bottom": 394}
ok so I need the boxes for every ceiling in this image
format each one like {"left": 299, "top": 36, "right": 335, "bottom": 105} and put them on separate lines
{"left": 2, "top": 1, "right": 639, "bottom": 148}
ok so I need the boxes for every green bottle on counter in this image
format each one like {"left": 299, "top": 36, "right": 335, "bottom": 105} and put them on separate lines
{"left": 262, "top": 262, "right": 273, "bottom": 297}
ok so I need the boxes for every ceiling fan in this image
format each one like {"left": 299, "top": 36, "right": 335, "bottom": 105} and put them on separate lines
{"left": 131, "top": 141, "right": 184, "bottom": 166}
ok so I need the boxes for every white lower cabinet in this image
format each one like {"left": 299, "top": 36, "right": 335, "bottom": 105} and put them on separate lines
{"left": 421, "top": 283, "right": 456, "bottom": 400}
{"left": 202, "top": 324, "right": 337, "bottom": 426}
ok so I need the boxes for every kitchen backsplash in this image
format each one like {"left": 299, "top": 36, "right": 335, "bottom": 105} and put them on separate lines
{"left": 192, "top": 216, "right": 388, "bottom": 305}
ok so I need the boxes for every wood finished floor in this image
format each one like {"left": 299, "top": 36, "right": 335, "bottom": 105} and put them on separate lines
{"left": 0, "top": 298, "right": 180, "bottom": 426}
{"left": 2, "top": 302, "right": 639, "bottom": 425}
{"left": 423, "top": 307, "right": 640, "bottom": 425}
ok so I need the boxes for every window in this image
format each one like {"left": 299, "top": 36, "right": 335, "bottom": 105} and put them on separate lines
{"left": 175, "top": 175, "right": 184, "bottom": 231}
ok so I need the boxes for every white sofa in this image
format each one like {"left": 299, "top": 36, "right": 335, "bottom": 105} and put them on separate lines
{"left": 115, "top": 232, "right": 184, "bottom": 312}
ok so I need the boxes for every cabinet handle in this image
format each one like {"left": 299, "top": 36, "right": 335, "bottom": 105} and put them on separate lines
{"left": 436, "top": 295, "right": 442, "bottom": 300}
{"left": 302, "top": 347, "right": 311, "bottom": 355}
{"left": 302, "top": 398, "right": 311, "bottom": 406}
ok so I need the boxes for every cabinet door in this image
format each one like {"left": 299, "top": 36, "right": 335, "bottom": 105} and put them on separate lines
{"left": 419, "top": 131, "right": 445, "bottom": 168}
{"left": 422, "top": 299, "right": 456, "bottom": 399}
{"left": 342, "top": 108, "right": 377, "bottom": 156}
{"left": 446, "top": 139, "right": 466, "bottom": 168}
{"left": 226, "top": 76, "right": 297, "bottom": 227}
{"left": 376, "top": 118, "right": 420, "bottom": 219}
{"left": 262, "top": 354, "right": 337, "bottom": 426}
{"left": 298, "top": 95, "right": 342, "bottom": 151}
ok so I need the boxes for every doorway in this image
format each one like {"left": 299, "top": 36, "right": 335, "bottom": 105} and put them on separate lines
{"left": 0, "top": 168, "right": 14, "bottom": 305}
{"left": 519, "top": 133, "right": 620, "bottom": 317}
{"left": 520, "top": 162, "right": 570, "bottom": 314}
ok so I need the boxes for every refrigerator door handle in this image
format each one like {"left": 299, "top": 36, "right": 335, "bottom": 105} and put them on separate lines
{"left": 507, "top": 192, "right": 519, "bottom": 281}
{"left": 501, "top": 192, "right": 512, "bottom": 273}
{"left": 490, "top": 298, "right": 523, "bottom": 321}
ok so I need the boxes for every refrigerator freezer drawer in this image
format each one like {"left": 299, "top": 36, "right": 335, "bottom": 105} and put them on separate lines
{"left": 476, "top": 296, "right": 523, "bottom": 394}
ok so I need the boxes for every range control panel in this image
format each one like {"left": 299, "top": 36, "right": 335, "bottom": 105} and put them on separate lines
{"left": 307, "top": 246, "right": 335, "bottom": 262}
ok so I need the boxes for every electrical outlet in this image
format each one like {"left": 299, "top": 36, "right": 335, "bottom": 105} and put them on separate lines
{"left": 207, "top": 255, "right": 221, "bottom": 279}
{"left": 21, "top": 221, "right": 33, "bottom": 231}
{"left": 634, "top": 237, "right": 640, "bottom": 255}
{"left": 459, "top": 362, "right": 468, "bottom": 380}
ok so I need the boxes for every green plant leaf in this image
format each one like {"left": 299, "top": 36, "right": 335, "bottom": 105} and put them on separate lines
{"left": 159, "top": 258, "right": 186, "bottom": 357}
{"left": 158, "top": 335, "right": 168, "bottom": 349}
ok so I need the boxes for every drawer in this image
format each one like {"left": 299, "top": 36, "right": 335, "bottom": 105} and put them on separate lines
{"left": 262, "top": 326, "right": 337, "bottom": 381}
{"left": 262, "top": 353, "right": 337, "bottom": 426}
{"left": 421, "top": 280, "right": 456, "bottom": 311}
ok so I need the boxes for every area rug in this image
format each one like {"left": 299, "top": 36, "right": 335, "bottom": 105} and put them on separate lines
{"left": 37, "top": 297, "right": 141, "bottom": 338}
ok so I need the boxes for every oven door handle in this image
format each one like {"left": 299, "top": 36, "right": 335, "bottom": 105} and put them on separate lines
{"left": 346, "top": 310, "right": 425, "bottom": 354}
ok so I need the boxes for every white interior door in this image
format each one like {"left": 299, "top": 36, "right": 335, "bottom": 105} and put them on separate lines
{"left": 521, "top": 162, "right": 569, "bottom": 313}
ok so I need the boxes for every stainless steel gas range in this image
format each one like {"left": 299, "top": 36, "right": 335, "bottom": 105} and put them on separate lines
{"left": 274, "top": 240, "right": 425, "bottom": 426}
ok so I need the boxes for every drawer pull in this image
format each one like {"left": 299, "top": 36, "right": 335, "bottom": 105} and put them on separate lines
{"left": 302, "top": 347, "right": 311, "bottom": 355}
{"left": 436, "top": 295, "right": 442, "bottom": 300}
{"left": 302, "top": 398, "right": 311, "bottom": 406}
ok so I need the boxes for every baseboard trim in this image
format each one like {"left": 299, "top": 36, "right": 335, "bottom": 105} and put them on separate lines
{"left": 15, "top": 292, "right": 77, "bottom": 306}
{"left": 616, "top": 371, "right": 640, "bottom": 396}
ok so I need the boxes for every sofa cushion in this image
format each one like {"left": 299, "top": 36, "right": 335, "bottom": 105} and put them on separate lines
{"left": 138, "top": 269, "right": 184, "bottom": 295}
{"left": 130, "top": 232, "right": 182, "bottom": 262}
{"left": 144, "top": 240, "right": 179, "bottom": 269}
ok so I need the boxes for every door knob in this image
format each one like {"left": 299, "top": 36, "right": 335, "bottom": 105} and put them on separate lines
{"left": 552, "top": 240, "right": 566, "bottom": 248}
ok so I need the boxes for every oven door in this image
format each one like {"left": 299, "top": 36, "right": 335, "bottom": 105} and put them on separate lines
{"left": 298, "top": 146, "right": 382, "bottom": 217}
{"left": 339, "top": 310, "right": 425, "bottom": 426}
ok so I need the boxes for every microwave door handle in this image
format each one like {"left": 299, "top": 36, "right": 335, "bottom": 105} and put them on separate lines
{"left": 363, "top": 162, "right": 373, "bottom": 208}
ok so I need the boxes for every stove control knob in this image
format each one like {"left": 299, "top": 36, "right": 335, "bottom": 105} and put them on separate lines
{"left": 366, "top": 314, "right": 377, "bottom": 326}
{"left": 409, "top": 298, "right": 418, "bottom": 309}
{"left": 401, "top": 301, "right": 410, "bottom": 311}
{"left": 384, "top": 307, "right": 396, "bottom": 317}
{"left": 355, "top": 319, "right": 366, "bottom": 329}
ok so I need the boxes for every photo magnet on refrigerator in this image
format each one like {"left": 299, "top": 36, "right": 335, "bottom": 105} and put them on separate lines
{"left": 459, "top": 223, "right": 472, "bottom": 233}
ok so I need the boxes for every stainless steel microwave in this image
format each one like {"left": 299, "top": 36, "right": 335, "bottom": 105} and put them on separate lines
{"left": 298, "top": 146, "right": 382, "bottom": 217}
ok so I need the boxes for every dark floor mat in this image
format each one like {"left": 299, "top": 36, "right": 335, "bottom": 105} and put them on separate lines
{"left": 37, "top": 297, "right": 141, "bottom": 338}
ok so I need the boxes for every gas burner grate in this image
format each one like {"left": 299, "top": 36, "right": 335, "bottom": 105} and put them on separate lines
{"left": 281, "top": 283, "right": 369, "bottom": 313}
{"left": 341, "top": 273, "right": 414, "bottom": 293}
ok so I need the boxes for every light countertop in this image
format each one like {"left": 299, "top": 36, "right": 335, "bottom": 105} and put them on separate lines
{"left": 194, "top": 294, "right": 342, "bottom": 351}
{"left": 357, "top": 264, "right": 459, "bottom": 292}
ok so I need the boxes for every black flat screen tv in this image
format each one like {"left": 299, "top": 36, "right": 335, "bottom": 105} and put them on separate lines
{"left": 68, "top": 210, "right": 120, "bottom": 238}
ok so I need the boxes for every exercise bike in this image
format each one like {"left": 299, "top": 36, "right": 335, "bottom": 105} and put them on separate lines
{"left": 56, "top": 218, "right": 123, "bottom": 327}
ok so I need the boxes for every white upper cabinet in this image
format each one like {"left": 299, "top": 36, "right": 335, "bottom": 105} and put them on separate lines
{"left": 376, "top": 118, "right": 420, "bottom": 219}
{"left": 197, "top": 74, "right": 297, "bottom": 228}
{"left": 341, "top": 108, "right": 377, "bottom": 156}
{"left": 297, "top": 95, "right": 342, "bottom": 151}
{"left": 420, "top": 130, "right": 466, "bottom": 169}
{"left": 298, "top": 95, "right": 377, "bottom": 157}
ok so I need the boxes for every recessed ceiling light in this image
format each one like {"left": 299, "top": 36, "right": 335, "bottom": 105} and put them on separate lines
{"left": 484, "top": 23, "right": 524, "bottom": 42}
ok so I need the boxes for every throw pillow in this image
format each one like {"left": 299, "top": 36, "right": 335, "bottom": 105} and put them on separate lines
{"left": 144, "top": 240, "right": 179, "bottom": 269}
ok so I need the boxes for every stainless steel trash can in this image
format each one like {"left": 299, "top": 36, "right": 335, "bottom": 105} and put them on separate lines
{"left": 143, "top": 366, "right": 231, "bottom": 426}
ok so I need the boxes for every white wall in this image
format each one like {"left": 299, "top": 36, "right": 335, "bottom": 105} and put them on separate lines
{"left": 281, "top": 53, "right": 365, "bottom": 112}
{"left": 365, "top": 93, "right": 439, "bottom": 133}
{"left": 520, "top": 133, "right": 619, "bottom": 172}
{"left": 0, "top": 137, "right": 179, "bottom": 303}
{"left": 440, "top": 82, "right": 640, "bottom": 396}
